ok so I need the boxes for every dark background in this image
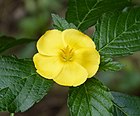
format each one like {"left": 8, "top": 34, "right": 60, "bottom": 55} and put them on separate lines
{"left": 0, "top": 0, "right": 140, "bottom": 116}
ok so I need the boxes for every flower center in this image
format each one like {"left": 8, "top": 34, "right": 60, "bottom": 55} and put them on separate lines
{"left": 60, "top": 46, "right": 74, "bottom": 62}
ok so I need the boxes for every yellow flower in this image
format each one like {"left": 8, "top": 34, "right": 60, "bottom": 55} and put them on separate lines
{"left": 33, "top": 29, "right": 100, "bottom": 86}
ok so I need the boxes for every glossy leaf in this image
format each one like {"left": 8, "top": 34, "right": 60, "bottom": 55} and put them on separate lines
{"left": 100, "top": 57, "right": 125, "bottom": 71}
{"left": 112, "top": 92, "right": 140, "bottom": 116}
{"left": 0, "top": 56, "right": 53, "bottom": 113}
{"left": 66, "top": 0, "right": 130, "bottom": 31}
{"left": 94, "top": 7, "right": 140, "bottom": 56}
{"left": 52, "top": 14, "right": 77, "bottom": 31}
{"left": 68, "top": 78, "right": 113, "bottom": 116}
{"left": 0, "top": 36, "right": 35, "bottom": 53}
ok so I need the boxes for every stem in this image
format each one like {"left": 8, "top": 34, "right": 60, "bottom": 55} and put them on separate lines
{"left": 10, "top": 113, "right": 14, "bottom": 116}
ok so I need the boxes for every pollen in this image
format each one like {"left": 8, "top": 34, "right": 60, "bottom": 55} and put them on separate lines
{"left": 60, "top": 46, "right": 74, "bottom": 62}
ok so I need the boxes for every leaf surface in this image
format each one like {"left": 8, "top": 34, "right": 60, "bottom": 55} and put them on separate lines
{"left": 94, "top": 7, "right": 140, "bottom": 56}
{"left": 66, "top": 0, "right": 130, "bottom": 31}
{"left": 52, "top": 14, "right": 77, "bottom": 31}
{"left": 100, "top": 57, "right": 125, "bottom": 71}
{"left": 0, "top": 56, "right": 53, "bottom": 112}
{"left": 112, "top": 92, "right": 140, "bottom": 116}
{"left": 68, "top": 78, "right": 113, "bottom": 116}
{"left": 0, "top": 36, "right": 35, "bottom": 53}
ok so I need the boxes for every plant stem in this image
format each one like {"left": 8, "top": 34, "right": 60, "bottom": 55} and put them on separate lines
{"left": 10, "top": 113, "right": 14, "bottom": 116}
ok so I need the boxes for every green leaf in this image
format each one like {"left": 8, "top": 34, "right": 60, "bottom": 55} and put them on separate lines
{"left": 0, "top": 36, "right": 35, "bottom": 53}
{"left": 66, "top": 0, "right": 130, "bottom": 31}
{"left": 94, "top": 7, "right": 140, "bottom": 57}
{"left": 52, "top": 14, "right": 77, "bottom": 31}
{"left": 68, "top": 78, "right": 113, "bottom": 116}
{"left": 100, "top": 57, "right": 125, "bottom": 71}
{"left": 0, "top": 56, "right": 53, "bottom": 113}
{"left": 112, "top": 92, "right": 140, "bottom": 116}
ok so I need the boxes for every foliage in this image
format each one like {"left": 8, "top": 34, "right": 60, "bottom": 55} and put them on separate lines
{"left": 94, "top": 7, "right": 140, "bottom": 56}
{"left": 0, "top": 56, "right": 53, "bottom": 112}
{"left": 52, "top": 14, "right": 77, "bottom": 31}
{"left": 66, "top": 0, "right": 131, "bottom": 31}
{"left": 0, "top": 36, "right": 35, "bottom": 54}
{"left": 112, "top": 92, "right": 140, "bottom": 116}
{"left": 0, "top": 0, "right": 140, "bottom": 115}
{"left": 68, "top": 78, "right": 113, "bottom": 116}
{"left": 99, "top": 56, "right": 125, "bottom": 71}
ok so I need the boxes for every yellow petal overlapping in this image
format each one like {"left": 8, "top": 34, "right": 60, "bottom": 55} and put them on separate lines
{"left": 63, "top": 29, "right": 95, "bottom": 50}
{"left": 33, "top": 29, "right": 100, "bottom": 87}
{"left": 37, "top": 30, "right": 64, "bottom": 56}
{"left": 53, "top": 62, "right": 88, "bottom": 86}
{"left": 33, "top": 53, "right": 63, "bottom": 79}
{"left": 74, "top": 48, "right": 100, "bottom": 78}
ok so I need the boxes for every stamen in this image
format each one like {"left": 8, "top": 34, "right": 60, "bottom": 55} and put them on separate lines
{"left": 60, "top": 46, "right": 74, "bottom": 62}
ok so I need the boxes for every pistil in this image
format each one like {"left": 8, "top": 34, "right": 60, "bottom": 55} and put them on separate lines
{"left": 60, "top": 46, "right": 74, "bottom": 62}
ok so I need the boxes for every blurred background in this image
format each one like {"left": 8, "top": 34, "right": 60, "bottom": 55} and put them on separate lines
{"left": 0, "top": 0, "right": 140, "bottom": 116}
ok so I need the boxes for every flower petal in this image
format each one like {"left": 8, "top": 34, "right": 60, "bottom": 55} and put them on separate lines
{"left": 33, "top": 53, "right": 63, "bottom": 79}
{"left": 74, "top": 48, "right": 100, "bottom": 78}
{"left": 37, "top": 30, "right": 64, "bottom": 56}
{"left": 53, "top": 62, "right": 88, "bottom": 86}
{"left": 62, "top": 29, "right": 95, "bottom": 50}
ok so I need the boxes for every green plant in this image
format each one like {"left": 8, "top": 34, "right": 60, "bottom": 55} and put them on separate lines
{"left": 0, "top": 0, "right": 140, "bottom": 116}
